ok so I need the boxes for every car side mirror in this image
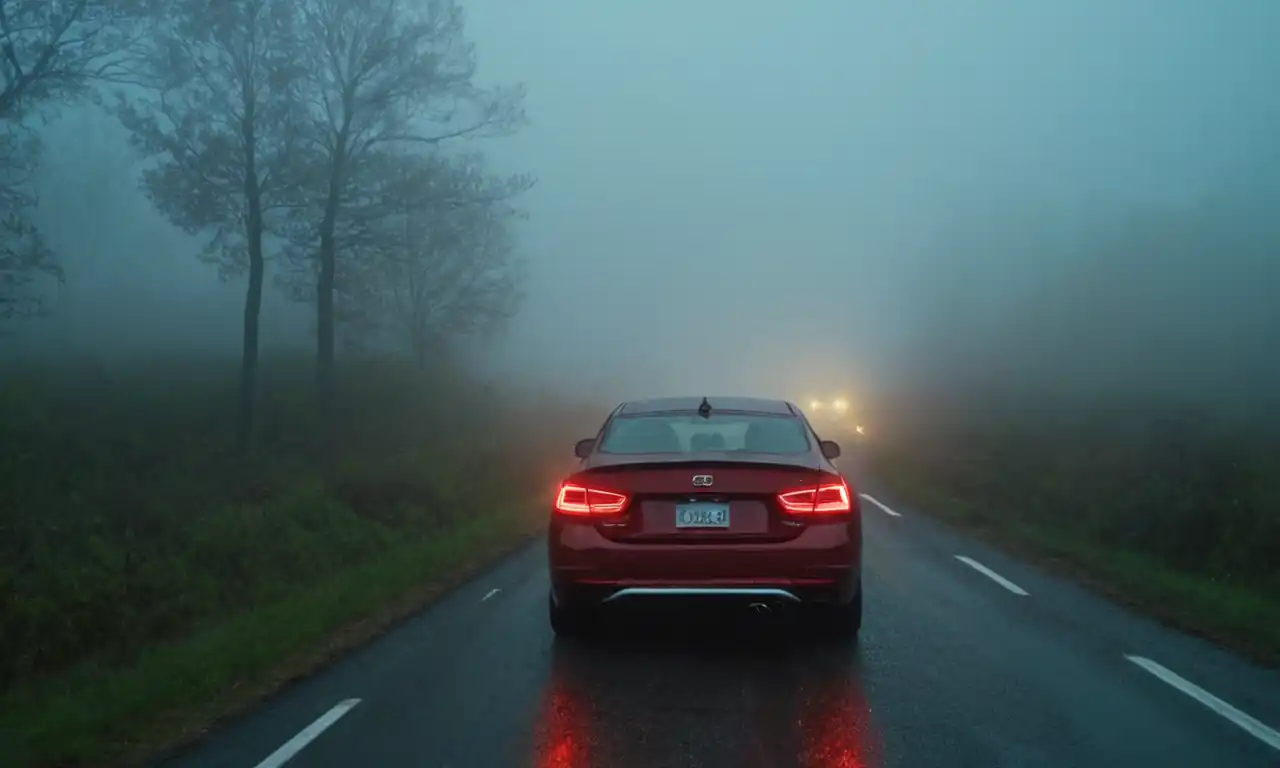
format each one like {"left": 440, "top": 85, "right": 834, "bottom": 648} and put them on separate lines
{"left": 574, "top": 438, "right": 596, "bottom": 458}
{"left": 820, "top": 440, "right": 841, "bottom": 459}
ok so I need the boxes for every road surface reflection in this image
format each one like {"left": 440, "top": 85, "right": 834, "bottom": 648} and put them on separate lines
{"left": 531, "top": 605, "right": 881, "bottom": 768}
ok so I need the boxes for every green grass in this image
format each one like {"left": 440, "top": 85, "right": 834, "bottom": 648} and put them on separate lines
{"left": 869, "top": 450, "right": 1280, "bottom": 667}
{"left": 0, "top": 502, "right": 542, "bottom": 767}
{"left": 0, "top": 353, "right": 595, "bottom": 767}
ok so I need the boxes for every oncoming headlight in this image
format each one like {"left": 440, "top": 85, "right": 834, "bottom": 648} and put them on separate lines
{"left": 832, "top": 398, "right": 850, "bottom": 413}
{"left": 809, "top": 400, "right": 823, "bottom": 411}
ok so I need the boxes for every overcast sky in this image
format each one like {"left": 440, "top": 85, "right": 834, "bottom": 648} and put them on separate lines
{"left": 21, "top": 0, "right": 1280, "bottom": 410}
{"left": 463, "top": 0, "right": 1280, "bottom": 401}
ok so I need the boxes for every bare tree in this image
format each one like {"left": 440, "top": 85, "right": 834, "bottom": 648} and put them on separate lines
{"left": 279, "top": 150, "right": 531, "bottom": 360}
{"left": 0, "top": 0, "right": 153, "bottom": 117}
{"left": 0, "top": 122, "right": 57, "bottom": 321}
{"left": 377, "top": 153, "right": 529, "bottom": 365}
{"left": 0, "top": 0, "right": 154, "bottom": 322}
{"left": 115, "top": 0, "right": 305, "bottom": 451}
{"left": 289, "top": 0, "right": 525, "bottom": 407}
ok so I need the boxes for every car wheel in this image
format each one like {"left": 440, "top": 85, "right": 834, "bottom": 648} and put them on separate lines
{"left": 548, "top": 590, "right": 597, "bottom": 638}
{"left": 812, "top": 586, "right": 862, "bottom": 641}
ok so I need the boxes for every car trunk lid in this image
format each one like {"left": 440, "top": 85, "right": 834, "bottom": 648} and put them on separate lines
{"left": 575, "top": 454, "right": 825, "bottom": 544}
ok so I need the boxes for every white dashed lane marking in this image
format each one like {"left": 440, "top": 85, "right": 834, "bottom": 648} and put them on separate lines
{"left": 859, "top": 494, "right": 901, "bottom": 517}
{"left": 1126, "top": 656, "right": 1280, "bottom": 752}
{"left": 954, "top": 555, "right": 1030, "bottom": 596}
{"left": 253, "top": 699, "right": 361, "bottom": 768}
{"left": 481, "top": 588, "right": 501, "bottom": 602}
{"left": 857, "top": 488, "right": 1277, "bottom": 753}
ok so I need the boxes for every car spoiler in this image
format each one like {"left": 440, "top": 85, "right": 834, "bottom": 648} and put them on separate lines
{"left": 583, "top": 451, "right": 823, "bottom": 472}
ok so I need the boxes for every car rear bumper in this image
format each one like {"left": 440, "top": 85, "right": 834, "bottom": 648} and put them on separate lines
{"left": 548, "top": 518, "right": 861, "bottom": 607}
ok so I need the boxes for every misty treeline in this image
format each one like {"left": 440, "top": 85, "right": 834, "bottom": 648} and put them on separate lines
{"left": 0, "top": 0, "right": 532, "bottom": 451}
{"left": 877, "top": 393, "right": 1280, "bottom": 591}
{"left": 873, "top": 197, "right": 1280, "bottom": 626}
{"left": 0, "top": 0, "right": 577, "bottom": 736}
{"left": 906, "top": 195, "right": 1280, "bottom": 420}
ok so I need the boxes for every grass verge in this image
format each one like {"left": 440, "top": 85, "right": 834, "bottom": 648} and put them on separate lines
{"left": 869, "top": 459, "right": 1280, "bottom": 668}
{"left": 0, "top": 505, "right": 544, "bottom": 768}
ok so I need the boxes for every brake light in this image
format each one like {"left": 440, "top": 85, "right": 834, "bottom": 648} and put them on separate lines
{"left": 777, "top": 481, "right": 852, "bottom": 514}
{"left": 554, "top": 483, "right": 629, "bottom": 516}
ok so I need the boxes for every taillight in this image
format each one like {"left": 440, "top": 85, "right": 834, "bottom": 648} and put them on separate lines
{"left": 554, "top": 483, "right": 629, "bottom": 516}
{"left": 777, "top": 480, "right": 852, "bottom": 515}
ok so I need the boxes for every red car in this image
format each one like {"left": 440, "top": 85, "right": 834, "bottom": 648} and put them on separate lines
{"left": 547, "top": 395, "right": 862, "bottom": 638}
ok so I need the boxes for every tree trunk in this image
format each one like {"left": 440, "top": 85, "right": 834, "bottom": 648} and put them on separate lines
{"left": 238, "top": 227, "right": 264, "bottom": 454}
{"left": 237, "top": 90, "right": 264, "bottom": 455}
{"left": 316, "top": 151, "right": 344, "bottom": 415}
{"left": 316, "top": 222, "right": 336, "bottom": 400}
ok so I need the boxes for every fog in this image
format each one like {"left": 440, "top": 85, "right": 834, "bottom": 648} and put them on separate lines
{"left": 11, "top": 0, "right": 1280, "bottom": 415}
{"left": 472, "top": 0, "right": 1280, "bottom": 409}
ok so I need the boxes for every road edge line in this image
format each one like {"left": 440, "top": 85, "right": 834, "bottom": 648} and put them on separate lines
{"left": 252, "top": 698, "right": 361, "bottom": 768}
{"left": 1125, "top": 655, "right": 1280, "bottom": 752}
{"left": 954, "top": 555, "right": 1030, "bottom": 596}
{"left": 859, "top": 493, "right": 902, "bottom": 517}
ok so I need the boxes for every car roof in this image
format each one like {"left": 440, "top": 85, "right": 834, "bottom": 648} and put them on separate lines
{"left": 617, "top": 396, "right": 797, "bottom": 416}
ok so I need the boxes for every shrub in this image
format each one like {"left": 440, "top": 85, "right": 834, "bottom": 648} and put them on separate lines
{"left": 0, "top": 353, "right": 601, "bottom": 692}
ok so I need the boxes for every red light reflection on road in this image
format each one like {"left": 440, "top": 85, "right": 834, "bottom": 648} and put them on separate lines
{"left": 794, "top": 667, "right": 881, "bottom": 768}
{"left": 531, "top": 636, "right": 881, "bottom": 768}
{"left": 534, "top": 674, "right": 590, "bottom": 768}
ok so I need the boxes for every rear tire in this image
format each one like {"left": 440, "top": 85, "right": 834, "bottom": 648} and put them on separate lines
{"left": 812, "top": 586, "right": 862, "bottom": 641}
{"left": 548, "top": 591, "right": 597, "bottom": 639}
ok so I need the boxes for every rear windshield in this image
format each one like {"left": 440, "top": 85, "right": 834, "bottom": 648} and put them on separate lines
{"left": 598, "top": 412, "right": 812, "bottom": 455}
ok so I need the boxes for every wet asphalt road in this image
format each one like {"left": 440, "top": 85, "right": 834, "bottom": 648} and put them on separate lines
{"left": 160, "top": 467, "right": 1280, "bottom": 768}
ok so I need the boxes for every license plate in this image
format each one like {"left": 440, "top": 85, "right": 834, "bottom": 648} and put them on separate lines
{"left": 675, "top": 503, "right": 730, "bottom": 528}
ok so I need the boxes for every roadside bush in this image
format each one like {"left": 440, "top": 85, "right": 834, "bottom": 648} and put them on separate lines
{"left": 0, "top": 353, "right": 601, "bottom": 693}
{"left": 866, "top": 399, "right": 1280, "bottom": 595}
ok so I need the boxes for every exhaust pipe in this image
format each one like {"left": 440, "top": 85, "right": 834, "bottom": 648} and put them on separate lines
{"left": 748, "top": 602, "right": 773, "bottom": 615}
